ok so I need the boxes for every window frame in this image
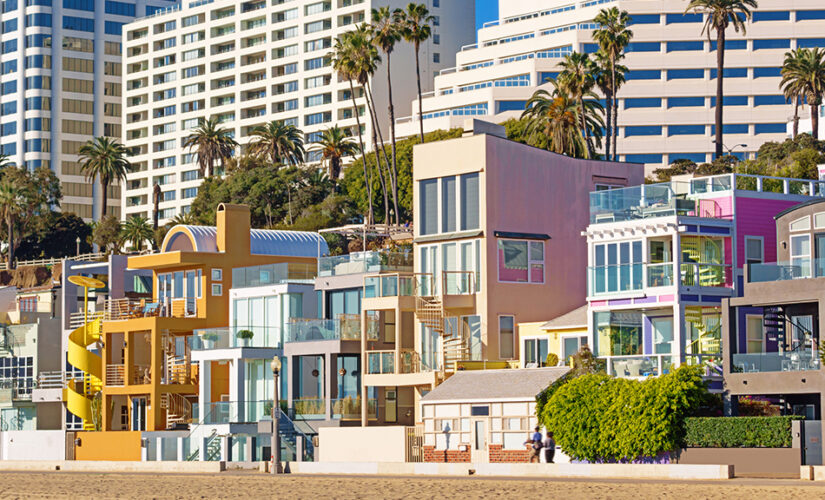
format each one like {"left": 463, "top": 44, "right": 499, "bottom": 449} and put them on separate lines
{"left": 497, "top": 238, "right": 545, "bottom": 284}
{"left": 498, "top": 315, "right": 515, "bottom": 360}
{"left": 745, "top": 314, "right": 764, "bottom": 354}
{"left": 744, "top": 235, "right": 764, "bottom": 266}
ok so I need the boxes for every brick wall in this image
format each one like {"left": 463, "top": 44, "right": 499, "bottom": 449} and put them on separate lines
{"left": 423, "top": 445, "right": 470, "bottom": 463}
{"left": 488, "top": 444, "right": 530, "bottom": 463}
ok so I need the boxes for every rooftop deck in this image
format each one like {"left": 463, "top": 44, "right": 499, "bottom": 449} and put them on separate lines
{"left": 318, "top": 250, "right": 413, "bottom": 277}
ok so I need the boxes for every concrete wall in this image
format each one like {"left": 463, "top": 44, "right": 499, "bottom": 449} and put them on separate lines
{"left": 677, "top": 447, "right": 801, "bottom": 476}
{"left": 319, "top": 426, "right": 407, "bottom": 463}
{"left": 0, "top": 431, "right": 65, "bottom": 461}
{"left": 74, "top": 431, "right": 142, "bottom": 461}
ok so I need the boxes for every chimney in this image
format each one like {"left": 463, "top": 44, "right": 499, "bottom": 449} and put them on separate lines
{"left": 216, "top": 203, "right": 251, "bottom": 255}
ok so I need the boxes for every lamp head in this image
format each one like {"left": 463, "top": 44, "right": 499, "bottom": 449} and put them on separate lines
{"left": 271, "top": 356, "right": 282, "bottom": 375}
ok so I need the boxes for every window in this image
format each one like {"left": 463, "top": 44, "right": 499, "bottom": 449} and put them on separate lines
{"left": 498, "top": 239, "right": 544, "bottom": 283}
{"left": 626, "top": 42, "right": 660, "bottom": 52}
{"left": 668, "top": 153, "right": 707, "bottom": 164}
{"left": 745, "top": 236, "right": 763, "bottom": 267}
{"left": 652, "top": 318, "right": 674, "bottom": 354}
{"left": 753, "top": 39, "right": 791, "bottom": 50}
{"left": 499, "top": 316, "right": 514, "bottom": 359}
{"left": 625, "top": 126, "right": 662, "bottom": 137}
{"left": 666, "top": 69, "right": 704, "bottom": 80}
{"left": 211, "top": 268, "right": 222, "bottom": 281}
{"left": 710, "top": 96, "right": 748, "bottom": 106}
{"left": 523, "top": 337, "right": 549, "bottom": 367}
{"left": 754, "top": 123, "right": 787, "bottom": 135}
{"left": 105, "top": 0, "right": 134, "bottom": 16}
{"left": 754, "top": 95, "right": 788, "bottom": 106}
{"left": 791, "top": 234, "right": 811, "bottom": 278}
{"left": 710, "top": 40, "right": 747, "bottom": 50}
{"left": 668, "top": 97, "right": 705, "bottom": 108}
{"left": 592, "top": 240, "right": 643, "bottom": 293}
{"left": 752, "top": 10, "right": 789, "bottom": 21}
{"left": 668, "top": 125, "right": 705, "bottom": 136}
{"left": 26, "top": 13, "right": 51, "bottom": 27}
{"left": 797, "top": 10, "right": 825, "bottom": 21}
{"left": 666, "top": 41, "right": 703, "bottom": 52}
{"left": 626, "top": 70, "right": 661, "bottom": 80}
{"left": 624, "top": 97, "right": 661, "bottom": 109}
{"left": 666, "top": 13, "right": 702, "bottom": 23}
{"left": 63, "top": 16, "right": 94, "bottom": 32}
{"left": 710, "top": 124, "right": 748, "bottom": 135}
{"left": 64, "top": 0, "right": 92, "bottom": 9}
{"left": 624, "top": 154, "right": 663, "bottom": 164}
{"left": 460, "top": 173, "right": 479, "bottom": 231}
{"left": 433, "top": 53, "right": 440, "bottom": 63}
{"left": 753, "top": 67, "right": 781, "bottom": 78}
{"left": 594, "top": 311, "right": 643, "bottom": 357}
{"left": 441, "top": 176, "right": 456, "bottom": 233}
{"left": 709, "top": 68, "right": 747, "bottom": 79}
{"left": 628, "top": 14, "right": 660, "bottom": 25}
{"left": 797, "top": 38, "right": 825, "bottom": 49}
{"left": 420, "top": 179, "right": 437, "bottom": 236}
{"left": 746, "top": 316, "right": 764, "bottom": 353}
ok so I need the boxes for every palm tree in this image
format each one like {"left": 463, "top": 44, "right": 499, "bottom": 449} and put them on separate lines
{"left": 593, "top": 7, "right": 633, "bottom": 161}
{"left": 0, "top": 154, "right": 12, "bottom": 171}
{"left": 182, "top": 117, "right": 238, "bottom": 177}
{"left": 332, "top": 32, "right": 374, "bottom": 223}
{"left": 248, "top": 121, "right": 305, "bottom": 166}
{"left": 686, "top": 0, "right": 757, "bottom": 158}
{"left": 0, "top": 180, "right": 25, "bottom": 269}
{"left": 594, "top": 50, "right": 628, "bottom": 161}
{"left": 558, "top": 52, "right": 599, "bottom": 158}
{"left": 78, "top": 137, "right": 131, "bottom": 220}
{"left": 152, "top": 183, "right": 161, "bottom": 230}
{"left": 400, "top": 3, "right": 434, "bottom": 143}
{"left": 121, "top": 215, "right": 154, "bottom": 251}
{"left": 371, "top": 7, "right": 403, "bottom": 224}
{"left": 781, "top": 47, "right": 825, "bottom": 140}
{"left": 170, "top": 212, "right": 197, "bottom": 226}
{"left": 311, "top": 126, "right": 358, "bottom": 181}
{"left": 522, "top": 80, "right": 604, "bottom": 158}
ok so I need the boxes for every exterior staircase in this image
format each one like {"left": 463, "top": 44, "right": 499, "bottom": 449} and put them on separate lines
{"left": 186, "top": 429, "right": 221, "bottom": 461}
{"left": 163, "top": 336, "right": 192, "bottom": 384}
{"left": 763, "top": 306, "right": 786, "bottom": 345}
{"left": 278, "top": 409, "right": 315, "bottom": 462}
{"left": 64, "top": 318, "right": 103, "bottom": 431}
{"left": 685, "top": 307, "right": 721, "bottom": 355}
{"left": 415, "top": 295, "right": 467, "bottom": 374}
{"left": 161, "top": 392, "right": 192, "bottom": 428}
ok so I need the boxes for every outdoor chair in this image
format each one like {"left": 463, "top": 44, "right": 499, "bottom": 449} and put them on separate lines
{"left": 142, "top": 302, "right": 160, "bottom": 317}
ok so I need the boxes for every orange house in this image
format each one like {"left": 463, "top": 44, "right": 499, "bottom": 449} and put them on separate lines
{"left": 98, "top": 204, "right": 325, "bottom": 434}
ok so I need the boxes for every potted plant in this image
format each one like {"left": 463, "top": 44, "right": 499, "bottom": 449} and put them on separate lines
{"left": 236, "top": 329, "right": 254, "bottom": 347}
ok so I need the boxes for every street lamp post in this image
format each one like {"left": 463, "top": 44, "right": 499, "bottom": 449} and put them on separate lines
{"left": 271, "top": 356, "right": 282, "bottom": 475}
{"left": 712, "top": 141, "right": 747, "bottom": 173}
{"left": 76, "top": 237, "right": 81, "bottom": 256}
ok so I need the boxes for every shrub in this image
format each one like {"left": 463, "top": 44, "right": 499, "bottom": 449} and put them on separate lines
{"left": 685, "top": 416, "right": 802, "bottom": 448}
{"left": 236, "top": 329, "right": 254, "bottom": 340}
{"left": 545, "top": 352, "right": 559, "bottom": 367}
{"left": 538, "top": 365, "right": 707, "bottom": 462}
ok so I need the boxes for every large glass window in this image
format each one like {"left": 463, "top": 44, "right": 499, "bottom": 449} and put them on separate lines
{"left": 594, "top": 311, "right": 642, "bottom": 357}
{"left": 592, "top": 240, "right": 643, "bottom": 293}
{"left": 791, "top": 234, "right": 811, "bottom": 277}
{"left": 419, "top": 179, "right": 438, "bottom": 236}
{"left": 441, "top": 176, "right": 456, "bottom": 233}
{"left": 746, "top": 315, "right": 763, "bottom": 353}
{"left": 499, "top": 316, "right": 514, "bottom": 359}
{"left": 523, "top": 338, "right": 548, "bottom": 367}
{"left": 497, "top": 240, "right": 544, "bottom": 283}
{"left": 652, "top": 317, "right": 674, "bottom": 354}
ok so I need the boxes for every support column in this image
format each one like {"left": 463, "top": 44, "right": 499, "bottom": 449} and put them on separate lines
{"left": 149, "top": 326, "right": 162, "bottom": 431}
{"left": 245, "top": 436, "right": 254, "bottom": 462}
{"left": 156, "top": 437, "right": 163, "bottom": 461}
{"left": 361, "top": 306, "right": 368, "bottom": 427}
{"left": 198, "top": 360, "right": 211, "bottom": 422}
{"left": 325, "top": 352, "right": 333, "bottom": 420}
{"left": 221, "top": 435, "right": 229, "bottom": 462}
{"left": 229, "top": 358, "right": 244, "bottom": 421}
{"left": 296, "top": 435, "right": 304, "bottom": 462}
{"left": 177, "top": 436, "right": 185, "bottom": 461}
{"left": 199, "top": 436, "right": 207, "bottom": 461}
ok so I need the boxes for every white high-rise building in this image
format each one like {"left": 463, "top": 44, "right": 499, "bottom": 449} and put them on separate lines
{"left": 0, "top": 0, "right": 177, "bottom": 221}
{"left": 121, "top": 0, "right": 475, "bottom": 224}
{"left": 396, "top": 0, "right": 825, "bottom": 173}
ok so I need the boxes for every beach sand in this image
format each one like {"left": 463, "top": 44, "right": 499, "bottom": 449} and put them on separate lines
{"left": 0, "top": 472, "right": 824, "bottom": 499}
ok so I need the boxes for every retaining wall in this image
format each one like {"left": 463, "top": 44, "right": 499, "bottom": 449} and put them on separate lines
{"left": 677, "top": 448, "right": 800, "bottom": 476}
{"left": 0, "top": 461, "right": 226, "bottom": 473}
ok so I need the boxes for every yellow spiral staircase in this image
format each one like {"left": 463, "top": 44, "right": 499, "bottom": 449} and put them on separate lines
{"left": 64, "top": 318, "right": 103, "bottom": 431}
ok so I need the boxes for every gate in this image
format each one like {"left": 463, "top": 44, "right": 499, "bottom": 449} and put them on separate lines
{"left": 405, "top": 425, "right": 423, "bottom": 462}
{"left": 804, "top": 420, "right": 823, "bottom": 466}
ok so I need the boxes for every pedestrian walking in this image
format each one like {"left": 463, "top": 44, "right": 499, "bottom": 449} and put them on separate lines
{"left": 525, "top": 427, "right": 543, "bottom": 463}
{"left": 543, "top": 432, "right": 555, "bottom": 464}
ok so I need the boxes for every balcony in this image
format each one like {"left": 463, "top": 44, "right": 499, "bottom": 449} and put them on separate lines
{"left": 364, "top": 273, "right": 414, "bottom": 298}
{"left": 106, "top": 364, "right": 125, "bottom": 386}
{"left": 415, "top": 271, "right": 477, "bottom": 297}
{"left": 366, "top": 349, "right": 421, "bottom": 375}
{"left": 285, "top": 315, "right": 361, "bottom": 343}
{"left": 190, "top": 326, "right": 281, "bottom": 350}
{"left": 732, "top": 351, "right": 820, "bottom": 373}
{"left": 332, "top": 396, "right": 376, "bottom": 420}
{"left": 103, "top": 298, "right": 197, "bottom": 320}
{"left": 748, "top": 259, "right": 825, "bottom": 283}
{"left": 590, "top": 182, "right": 727, "bottom": 224}
{"left": 231, "top": 262, "right": 315, "bottom": 288}
{"left": 588, "top": 262, "right": 732, "bottom": 296}
{"left": 606, "top": 354, "right": 678, "bottom": 378}
{"left": 193, "top": 400, "right": 275, "bottom": 424}
{"left": 318, "top": 250, "right": 413, "bottom": 277}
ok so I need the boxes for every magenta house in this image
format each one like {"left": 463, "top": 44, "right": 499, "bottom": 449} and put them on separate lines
{"left": 584, "top": 173, "right": 825, "bottom": 388}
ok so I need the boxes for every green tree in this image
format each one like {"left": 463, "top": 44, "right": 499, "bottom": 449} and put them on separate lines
{"left": 399, "top": 2, "right": 434, "bottom": 143}
{"left": 593, "top": 7, "right": 633, "bottom": 161}
{"left": 311, "top": 126, "right": 358, "bottom": 181}
{"left": 248, "top": 121, "right": 305, "bottom": 167}
{"left": 780, "top": 47, "right": 825, "bottom": 140}
{"left": 78, "top": 137, "right": 131, "bottom": 220}
{"left": 781, "top": 49, "right": 807, "bottom": 139}
{"left": 371, "top": 7, "right": 403, "bottom": 224}
{"left": 558, "top": 52, "right": 600, "bottom": 157}
{"left": 92, "top": 215, "right": 123, "bottom": 254}
{"left": 0, "top": 180, "right": 25, "bottom": 268}
{"left": 183, "top": 117, "right": 238, "bottom": 177}
{"left": 0, "top": 166, "right": 62, "bottom": 267}
{"left": 15, "top": 212, "right": 93, "bottom": 260}
{"left": 0, "top": 154, "right": 12, "bottom": 171}
{"left": 686, "top": 0, "right": 757, "bottom": 158}
{"left": 120, "top": 215, "right": 154, "bottom": 251}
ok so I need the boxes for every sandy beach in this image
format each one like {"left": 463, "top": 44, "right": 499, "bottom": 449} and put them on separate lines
{"left": 0, "top": 471, "right": 824, "bottom": 499}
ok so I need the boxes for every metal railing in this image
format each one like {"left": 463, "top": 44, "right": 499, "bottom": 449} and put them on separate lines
{"left": 106, "top": 364, "right": 125, "bottom": 386}
{"left": 104, "top": 297, "right": 197, "bottom": 320}
{"left": 364, "top": 273, "right": 414, "bottom": 298}
{"left": 231, "top": 262, "right": 316, "bottom": 288}
{"left": 69, "top": 311, "right": 104, "bottom": 330}
{"left": 680, "top": 263, "right": 733, "bottom": 287}
{"left": 318, "top": 250, "right": 413, "bottom": 277}
{"left": 36, "top": 371, "right": 65, "bottom": 389}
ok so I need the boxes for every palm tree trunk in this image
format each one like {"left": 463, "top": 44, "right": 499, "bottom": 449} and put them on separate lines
{"left": 6, "top": 215, "right": 13, "bottom": 270}
{"left": 348, "top": 80, "right": 374, "bottom": 224}
{"left": 578, "top": 96, "right": 590, "bottom": 159}
{"left": 812, "top": 99, "right": 820, "bottom": 140}
{"left": 792, "top": 95, "right": 800, "bottom": 139}
{"left": 385, "top": 51, "right": 400, "bottom": 226}
{"left": 611, "top": 60, "right": 618, "bottom": 161}
{"left": 414, "top": 41, "right": 425, "bottom": 144}
{"left": 714, "top": 29, "right": 725, "bottom": 159}
{"left": 152, "top": 183, "right": 160, "bottom": 230}
{"left": 604, "top": 87, "right": 612, "bottom": 161}
{"left": 100, "top": 179, "right": 109, "bottom": 220}
{"left": 365, "top": 81, "right": 390, "bottom": 225}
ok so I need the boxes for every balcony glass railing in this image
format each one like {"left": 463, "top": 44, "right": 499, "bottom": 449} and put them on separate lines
{"left": 189, "top": 326, "right": 282, "bottom": 350}
{"left": 748, "top": 259, "right": 825, "bottom": 283}
{"left": 732, "top": 350, "right": 820, "bottom": 373}
{"left": 232, "top": 262, "right": 315, "bottom": 288}
{"left": 192, "top": 400, "right": 278, "bottom": 424}
{"left": 332, "top": 396, "right": 377, "bottom": 420}
{"left": 293, "top": 398, "right": 325, "bottom": 419}
{"left": 318, "top": 251, "right": 413, "bottom": 277}
{"left": 680, "top": 263, "right": 732, "bottom": 287}
{"left": 589, "top": 262, "right": 730, "bottom": 295}
{"left": 366, "top": 350, "right": 420, "bottom": 374}
{"left": 364, "top": 273, "right": 414, "bottom": 298}
{"left": 647, "top": 263, "right": 674, "bottom": 287}
{"left": 285, "top": 314, "right": 361, "bottom": 342}
{"left": 606, "top": 354, "right": 678, "bottom": 378}
{"left": 413, "top": 271, "right": 478, "bottom": 297}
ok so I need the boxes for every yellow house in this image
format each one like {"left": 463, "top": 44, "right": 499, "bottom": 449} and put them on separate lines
{"left": 72, "top": 204, "right": 325, "bottom": 459}
{"left": 518, "top": 305, "right": 588, "bottom": 367}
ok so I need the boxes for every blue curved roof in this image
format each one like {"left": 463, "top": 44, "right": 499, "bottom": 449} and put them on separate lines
{"left": 168, "top": 225, "right": 327, "bottom": 257}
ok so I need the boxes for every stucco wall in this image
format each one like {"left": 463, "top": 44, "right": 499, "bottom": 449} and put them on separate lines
{"left": 74, "top": 431, "right": 142, "bottom": 461}
{"left": 0, "top": 431, "right": 65, "bottom": 461}
{"left": 677, "top": 447, "right": 801, "bottom": 476}
{"left": 319, "top": 426, "right": 407, "bottom": 463}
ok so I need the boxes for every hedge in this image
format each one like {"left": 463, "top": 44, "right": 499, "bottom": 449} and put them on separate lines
{"left": 537, "top": 365, "right": 708, "bottom": 462}
{"left": 685, "top": 416, "right": 802, "bottom": 448}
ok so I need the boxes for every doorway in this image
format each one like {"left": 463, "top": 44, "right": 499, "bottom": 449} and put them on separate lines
{"left": 131, "top": 397, "right": 147, "bottom": 431}
{"left": 384, "top": 388, "right": 397, "bottom": 423}
{"left": 471, "top": 418, "right": 488, "bottom": 463}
